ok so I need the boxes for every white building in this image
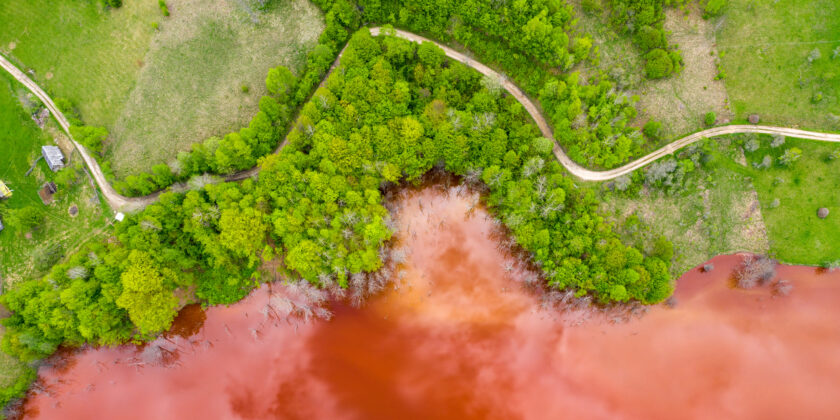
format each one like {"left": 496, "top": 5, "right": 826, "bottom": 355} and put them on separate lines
{"left": 41, "top": 145, "right": 65, "bottom": 172}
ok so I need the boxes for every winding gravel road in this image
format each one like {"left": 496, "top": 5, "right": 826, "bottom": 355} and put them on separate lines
{"left": 3, "top": 27, "right": 839, "bottom": 212}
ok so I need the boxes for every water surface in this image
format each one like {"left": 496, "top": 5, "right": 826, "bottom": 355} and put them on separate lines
{"left": 22, "top": 187, "right": 840, "bottom": 419}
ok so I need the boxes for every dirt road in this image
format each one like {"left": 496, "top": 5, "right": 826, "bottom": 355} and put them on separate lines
{"left": 3, "top": 29, "right": 839, "bottom": 212}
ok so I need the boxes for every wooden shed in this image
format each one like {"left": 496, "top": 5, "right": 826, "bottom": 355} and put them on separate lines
{"left": 41, "top": 145, "right": 65, "bottom": 172}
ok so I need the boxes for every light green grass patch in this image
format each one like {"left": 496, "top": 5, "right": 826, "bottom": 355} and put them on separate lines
{"left": 0, "top": 75, "right": 110, "bottom": 284}
{"left": 0, "top": 0, "right": 159, "bottom": 128}
{"left": 603, "top": 142, "right": 769, "bottom": 276}
{"left": 743, "top": 136, "right": 840, "bottom": 264}
{"left": 715, "top": 0, "right": 840, "bottom": 130}
{"left": 107, "top": 0, "right": 324, "bottom": 177}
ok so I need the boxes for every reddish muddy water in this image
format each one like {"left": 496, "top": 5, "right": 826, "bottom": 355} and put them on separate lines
{"left": 21, "top": 186, "right": 840, "bottom": 419}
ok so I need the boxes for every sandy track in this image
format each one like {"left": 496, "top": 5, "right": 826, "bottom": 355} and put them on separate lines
{"left": 3, "top": 28, "right": 839, "bottom": 212}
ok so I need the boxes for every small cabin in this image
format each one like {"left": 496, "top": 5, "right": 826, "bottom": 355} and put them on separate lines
{"left": 0, "top": 181, "right": 11, "bottom": 199}
{"left": 41, "top": 145, "right": 65, "bottom": 172}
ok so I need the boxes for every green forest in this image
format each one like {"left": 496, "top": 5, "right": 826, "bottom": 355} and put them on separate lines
{"left": 1, "top": 28, "right": 673, "bottom": 367}
{"left": 106, "top": 0, "right": 688, "bottom": 196}
{"left": 0, "top": 0, "right": 708, "bottom": 408}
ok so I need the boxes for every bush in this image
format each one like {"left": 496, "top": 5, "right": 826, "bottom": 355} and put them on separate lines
{"left": 704, "top": 111, "right": 716, "bottom": 126}
{"left": 779, "top": 147, "right": 802, "bottom": 166}
{"left": 12, "top": 207, "right": 43, "bottom": 232}
{"left": 644, "top": 49, "right": 674, "bottom": 79}
{"left": 636, "top": 26, "right": 665, "bottom": 51}
{"left": 703, "top": 0, "right": 726, "bottom": 18}
{"left": 643, "top": 120, "right": 663, "bottom": 140}
{"left": 69, "top": 125, "right": 108, "bottom": 154}
{"left": 581, "top": 0, "right": 602, "bottom": 13}
{"left": 159, "top": 0, "right": 170, "bottom": 17}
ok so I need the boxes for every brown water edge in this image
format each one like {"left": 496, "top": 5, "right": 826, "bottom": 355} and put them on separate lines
{"left": 18, "top": 185, "right": 840, "bottom": 420}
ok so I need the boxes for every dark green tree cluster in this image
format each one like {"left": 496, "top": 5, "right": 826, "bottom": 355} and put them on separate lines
{"left": 110, "top": 0, "right": 666, "bottom": 196}
{"left": 1, "top": 179, "right": 270, "bottom": 361}
{"left": 539, "top": 72, "right": 644, "bottom": 168}
{"left": 2, "top": 31, "right": 673, "bottom": 366}
{"left": 606, "top": 0, "right": 683, "bottom": 78}
{"left": 346, "top": 0, "right": 646, "bottom": 168}
{"left": 354, "top": 0, "right": 581, "bottom": 68}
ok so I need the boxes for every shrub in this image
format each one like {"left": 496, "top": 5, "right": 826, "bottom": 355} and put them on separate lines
{"left": 581, "top": 0, "right": 602, "bottom": 14}
{"left": 636, "top": 26, "right": 664, "bottom": 51}
{"left": 69, "top": 125, "right": 108, "bottom": 154}
{"left": 735, "top": 254, "right": 776, "bottom": 288}
{"left": 704, "top": 111, "right": 716, "bottom": 126}
{"left": 770, "top": 134, "right": 785, "bottom": 148}
{"left": 778, "top": 147, "right": 802, "bottom": 166}
{"left": 11, "top": 207, "right": 43, "bottom": 232}
{"left": 159, "top": 0, "right": 170, "bottom": 17}
{"left": 644, "top": 49, "right": 674, "bottom": 79}
{"left": 643, "top": 120, "right": 663, "bottom": 140}
{"left": 703, "top": 0, "right": 726, "bottom": 18}
{"left": 807, "top": 48, "right": 821, "bottom": 63}
{"left": 33, "top": 243, "right": 64, "bottom": 272}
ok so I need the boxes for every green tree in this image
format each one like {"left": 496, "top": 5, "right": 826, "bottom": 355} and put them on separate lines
{"left": 265, "top": 65, "right": 297, "bottom": 100}
{"left": 116, "top": 251, "right": 179, "bottom": 335}
{"left": 69, "top": 125, "right": 108, "bottom": 154}
{"left": 644, "top": 49, "right": 674, "bottom": 79}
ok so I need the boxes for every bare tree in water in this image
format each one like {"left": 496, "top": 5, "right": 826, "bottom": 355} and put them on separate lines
{"left": 734, "top": 254, "right": 777, "bottom": 289}
{"left": 773, "top": 279, "right": 793, "bottom": 296}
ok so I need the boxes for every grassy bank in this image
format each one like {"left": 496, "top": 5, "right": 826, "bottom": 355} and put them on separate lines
{"left": 605, "top": 134, "right": 840, "bottom": 275}
{"left": 744, "top": 136, "right": 840, "bottom": 264}
{"left": 716, "top": 0, "right": 840, "bottom": 131}
{"left": 0, "top": 74, "right": 110, "bottom": 284}
{"left": 603, "top": 137, "right": 769, "bottom": 276}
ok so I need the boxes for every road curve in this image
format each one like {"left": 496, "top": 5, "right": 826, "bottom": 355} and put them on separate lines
{"left": 3, "top": 28, "right": 840, "bottom": 213}
{"left": 370, "top": 28, "right": 840, "bottom": 181}
{"left": 0, "top": 54, "right": 155, "bottom": 213}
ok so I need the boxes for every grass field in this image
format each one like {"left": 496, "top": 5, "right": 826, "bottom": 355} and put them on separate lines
{"left": 108, "top": 0, "right": 323, "bottom": 177}
{"left": 573, "top": 1, "right": 730, "bottom": 142}
{"left": 602, "top": 138, "right": 769, "bottom": 276}
{"left": 605, "top": 134, "right": 840, "bottom": 276}
{"left": 0, "top": 74, "right": 110, "bottom": 284}
{"left": 0, "top": 0, "right": 324, "bottom": 179}
{"left": 0, "top": 0, "right": 159, "bottom": 128}
{"left": 715, "top": 0, "right": 840, "bottom": 131}
{"left": 743, "top": 136, "right": 840, "bottom": 264}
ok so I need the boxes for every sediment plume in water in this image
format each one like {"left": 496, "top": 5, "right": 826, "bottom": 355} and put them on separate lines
{"left": 18, "top": 186, "right": 840, "bottom": 419}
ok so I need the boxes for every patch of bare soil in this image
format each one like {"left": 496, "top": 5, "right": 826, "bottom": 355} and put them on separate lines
{"left": 729, "top": 188, "right": 770, "bottom": 254}
{"left": 636, "top": 5, "right": 732, "bottom": 140}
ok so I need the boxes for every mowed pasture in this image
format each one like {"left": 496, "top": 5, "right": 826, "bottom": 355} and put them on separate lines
{"left": 0, "top": 75, "right": 110, "bottom": 284}
{"left": 0, "top": 0, "right": 159, "bottom": 129}
{"left": 715, "top": 0, "right": 840, "bottom": 131}
{"left": 0, "top": 0, "right": 324, "bottom": 179}
{"left": 744, "top": 136, "right": 840, "bottom": 265}
{"left": 108, "top": 0, "right": 324, "bottom": 177}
